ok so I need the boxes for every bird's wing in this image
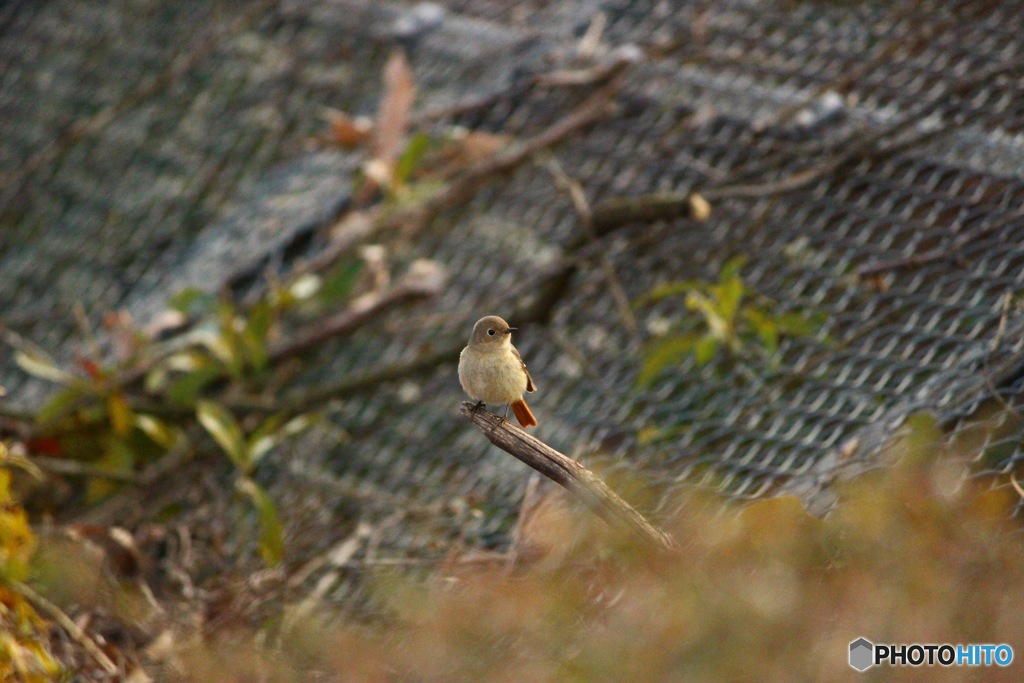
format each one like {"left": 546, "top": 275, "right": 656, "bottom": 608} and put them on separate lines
{"left": 511, "top": 344, "right": 536, "bottom": 392}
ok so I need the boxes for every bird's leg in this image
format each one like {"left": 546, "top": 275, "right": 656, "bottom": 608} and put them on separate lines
{"left": 485, "top": 403, "right": 511, "bottom": 433}
{"left": 470, "top": 400, "right": 485, "bottom": 414}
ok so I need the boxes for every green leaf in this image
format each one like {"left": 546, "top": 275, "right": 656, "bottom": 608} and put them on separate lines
{"left": 190, "top": 328, "right": 238, "bottom": 372}
{"left": 633, "top": 280, "right": 702, "bottom": 307}
{"left": 694, "top": 335, "right": 720, "bottom": 366}
{"left": 247, "top": 413, "right": 319, "bottom": 467}
{"left": 245, "top": 299, "right": 274, "bottom": 343}
{"left": 774, "top": 311, "right": 820, "bottom": 336}
{"left": 686, "top": 291, "right": 729, "bottom": 340}
{"left": 14, "top": 350, "right": 74, "bottom": 385}
{"left": 144, "top": 366, "right": 169, "bottom": 393}
{"left": 0, "top": 443, "right": 44, "bottom": 482}
{"left": 197, "top": 401, "right": 247, "bottom": 470}
{"left": 87, "top": 435, "right": 135, "bottom": 502}
{"left": 107, "top": 393, "right": 134, "bottom": 435}
{"left": 719, "top": 255, "right": 748, "bottom": 281}
{"left": 241, "top": 300, "right": 272, "bottom": 372}
{"left": 134, "top": 413, "right": 178, "bottom": 449}
{"left": 637, "top": 334, "right": 699, "bottom": 387}
{"left": 168, "top": 287, "right": 216, "bottom": 316}
{"left": 716, "top": 274, "right": 745, "bottom": 321}
{"left": 36, "top": 386, "right": 86, "bottom": 426}
{"left": 216, "top": 300, "right": 246, "bottom": 379}
{"left": 166, "top": 365, "right": 223, "bottom": 406}
{"left": 394, "top": 131, "right": 432, "bottom": 188}
{"left": 236, "top": 477, "right": 284, "bottom": 566}
{"left": 743, "top": 309, "right": 779, "bottom": 354}
{"left": 318, "top": 259, "right": 364, "bottom": 304}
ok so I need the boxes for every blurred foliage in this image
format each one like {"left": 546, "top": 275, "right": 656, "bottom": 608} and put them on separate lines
{"left": 144, "top": 416, "right": 1024, "bottom": 682}
{"left": 197, "top": 401, "right": 317, "bottom": 566}
{"left": 0, "top": 442, "right": 63, "bottom": 681}
{"left": 636, "top": 256, "right": 826, "bottom": 386}
{"left": 12, "top": 271, "right": 331, "bottom": 568}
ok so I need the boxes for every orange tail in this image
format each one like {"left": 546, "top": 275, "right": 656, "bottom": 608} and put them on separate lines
{"left": 511, "top": 399, "right": 538, "bottom": 428}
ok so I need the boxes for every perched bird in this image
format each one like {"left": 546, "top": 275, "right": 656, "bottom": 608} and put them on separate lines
{"left": 458, "top": 315, "right": 537, "bottom": 427}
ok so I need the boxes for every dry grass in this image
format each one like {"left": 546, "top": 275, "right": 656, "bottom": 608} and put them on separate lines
{"left": 146, "top": 441, "right": 1024, "bottom": 682}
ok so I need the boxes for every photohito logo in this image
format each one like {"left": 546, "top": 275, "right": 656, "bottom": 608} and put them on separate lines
{"left": 849, "top": 638, "right": 1014, "bottom": 671}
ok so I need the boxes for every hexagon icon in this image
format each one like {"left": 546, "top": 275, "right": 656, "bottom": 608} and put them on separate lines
{"left": 849, "top": 638, "right": 874, "bottom": 671}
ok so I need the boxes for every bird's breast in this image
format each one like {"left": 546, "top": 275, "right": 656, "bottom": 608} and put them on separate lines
{"left": 458, "top": 346, "right": 527, "bottom": 404}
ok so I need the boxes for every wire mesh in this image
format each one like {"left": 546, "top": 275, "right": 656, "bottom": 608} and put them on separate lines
{"left": 2, "top": 0, "right": 1024, "bottom": 582}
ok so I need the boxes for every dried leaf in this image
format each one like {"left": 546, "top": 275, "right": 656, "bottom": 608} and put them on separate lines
{"left": 103, "top": 309, "right": 141, "bottom": 361}
{"left": 861, "top": 272, "right": 890, "bottom": 293}
{"left": 374, "top": 50, "right": 416, "bottom": 168}
{"left": 77, "top": 358, "right": 103, "bottom": 381}
{"left": 458, "top": 130, "right": 510, "bottom": 160}
{"left": 429, "top": 130, "right": 512, "bottom": 178}
{"left": 324, "top": 109, "right": 373, "bottom": 148}
{"left": 144, "top": 309, "right": 188, "bottom": 339}
{"left": 688, "top": 192, "right": 711, "bottom": 221}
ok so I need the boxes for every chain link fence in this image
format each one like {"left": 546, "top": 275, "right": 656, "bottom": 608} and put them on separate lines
{"left": 2, "top": 0, "right": 1024, "bottom": 595}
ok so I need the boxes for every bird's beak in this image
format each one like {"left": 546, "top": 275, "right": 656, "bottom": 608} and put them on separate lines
{"left": 505, "top": 327, "right": 517, "bottom": 334}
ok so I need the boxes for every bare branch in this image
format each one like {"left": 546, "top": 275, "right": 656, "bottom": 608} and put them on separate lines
{"left": 267, "top": 259, "right": 446, "bottom": 365}
{"left": 30, "top": 455, "right": 140, "bottom": 483}
{"left": 14, "top": 581, "right": 119, "bottom": 676}
{"left": 459, "top": 402, "right": 677, "bottom": 552}
{"left": 390, "top": 64, "right": 630, "bottom": 235}
{"left": 542, "top": 156, "right": 640, "bottom": 339}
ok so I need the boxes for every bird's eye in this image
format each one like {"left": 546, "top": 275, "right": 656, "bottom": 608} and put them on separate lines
{"left": 487, "top": 329, "right": 495, "bottom": 336}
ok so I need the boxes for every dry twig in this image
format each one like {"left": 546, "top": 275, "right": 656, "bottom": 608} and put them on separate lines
{"left": 30, "top": 455, "right": 140, "bottom": 484}
{"left": 542, "top": 156, "right": 639, "bottom": 339}
{"left": 459, "top": 402, "right": 676, "bottom": 552}
{"left": 14, "top": 581, "right": 119, "bottom": 676}
{"left": 267, "top": 259, "right": 445, "bottom": 364}
{"left": 388, "top": 64, "right": 629, "bottom": 235}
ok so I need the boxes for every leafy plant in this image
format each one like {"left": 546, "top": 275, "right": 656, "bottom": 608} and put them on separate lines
{"left": 0, "top": 442, "right": 63, "bottom": 680}
{"left": 196, "top": 401, "right": 317, "bottom": 566}
{"left": 636, "top": 256, "right": 825, "bottom": 386}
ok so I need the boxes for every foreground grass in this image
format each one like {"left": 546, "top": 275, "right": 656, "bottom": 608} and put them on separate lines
{"left": 160, "top": 445, "right": 1024, "bottom": 682}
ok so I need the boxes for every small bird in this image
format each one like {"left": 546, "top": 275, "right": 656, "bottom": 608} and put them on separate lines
{"left": 458, "top": 315, "right": 537, "bottom": 427}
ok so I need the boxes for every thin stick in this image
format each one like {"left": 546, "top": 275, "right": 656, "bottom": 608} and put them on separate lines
{"left": 0, "top": 0, "right": 274, "bottom": 194}
{"left": 459, "top": 402, "right": 676, "bottom": 552}
{"left": 542, "top": 157, "right": 640, "bottom": 339}
{"left": 30, "top": 455, "right": 140, "bottom": 483}
{"left": 267, "top": 265, "right": 445, "bottom": 364}
{"left": 392, "top": 65, "right": 629, "bottom": 234}
{"left": 14, "top": 581, "right": 119, "bottom": 675}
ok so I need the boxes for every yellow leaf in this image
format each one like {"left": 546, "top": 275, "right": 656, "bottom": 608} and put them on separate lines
{"left": 197, "top": 401, "right": 246, "bottom": 468}
{"left": 107, "top": 393, "right": 134, "bottom": 434}
{"left": 14, "top": 351, "right": 73, "bottom": 385}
